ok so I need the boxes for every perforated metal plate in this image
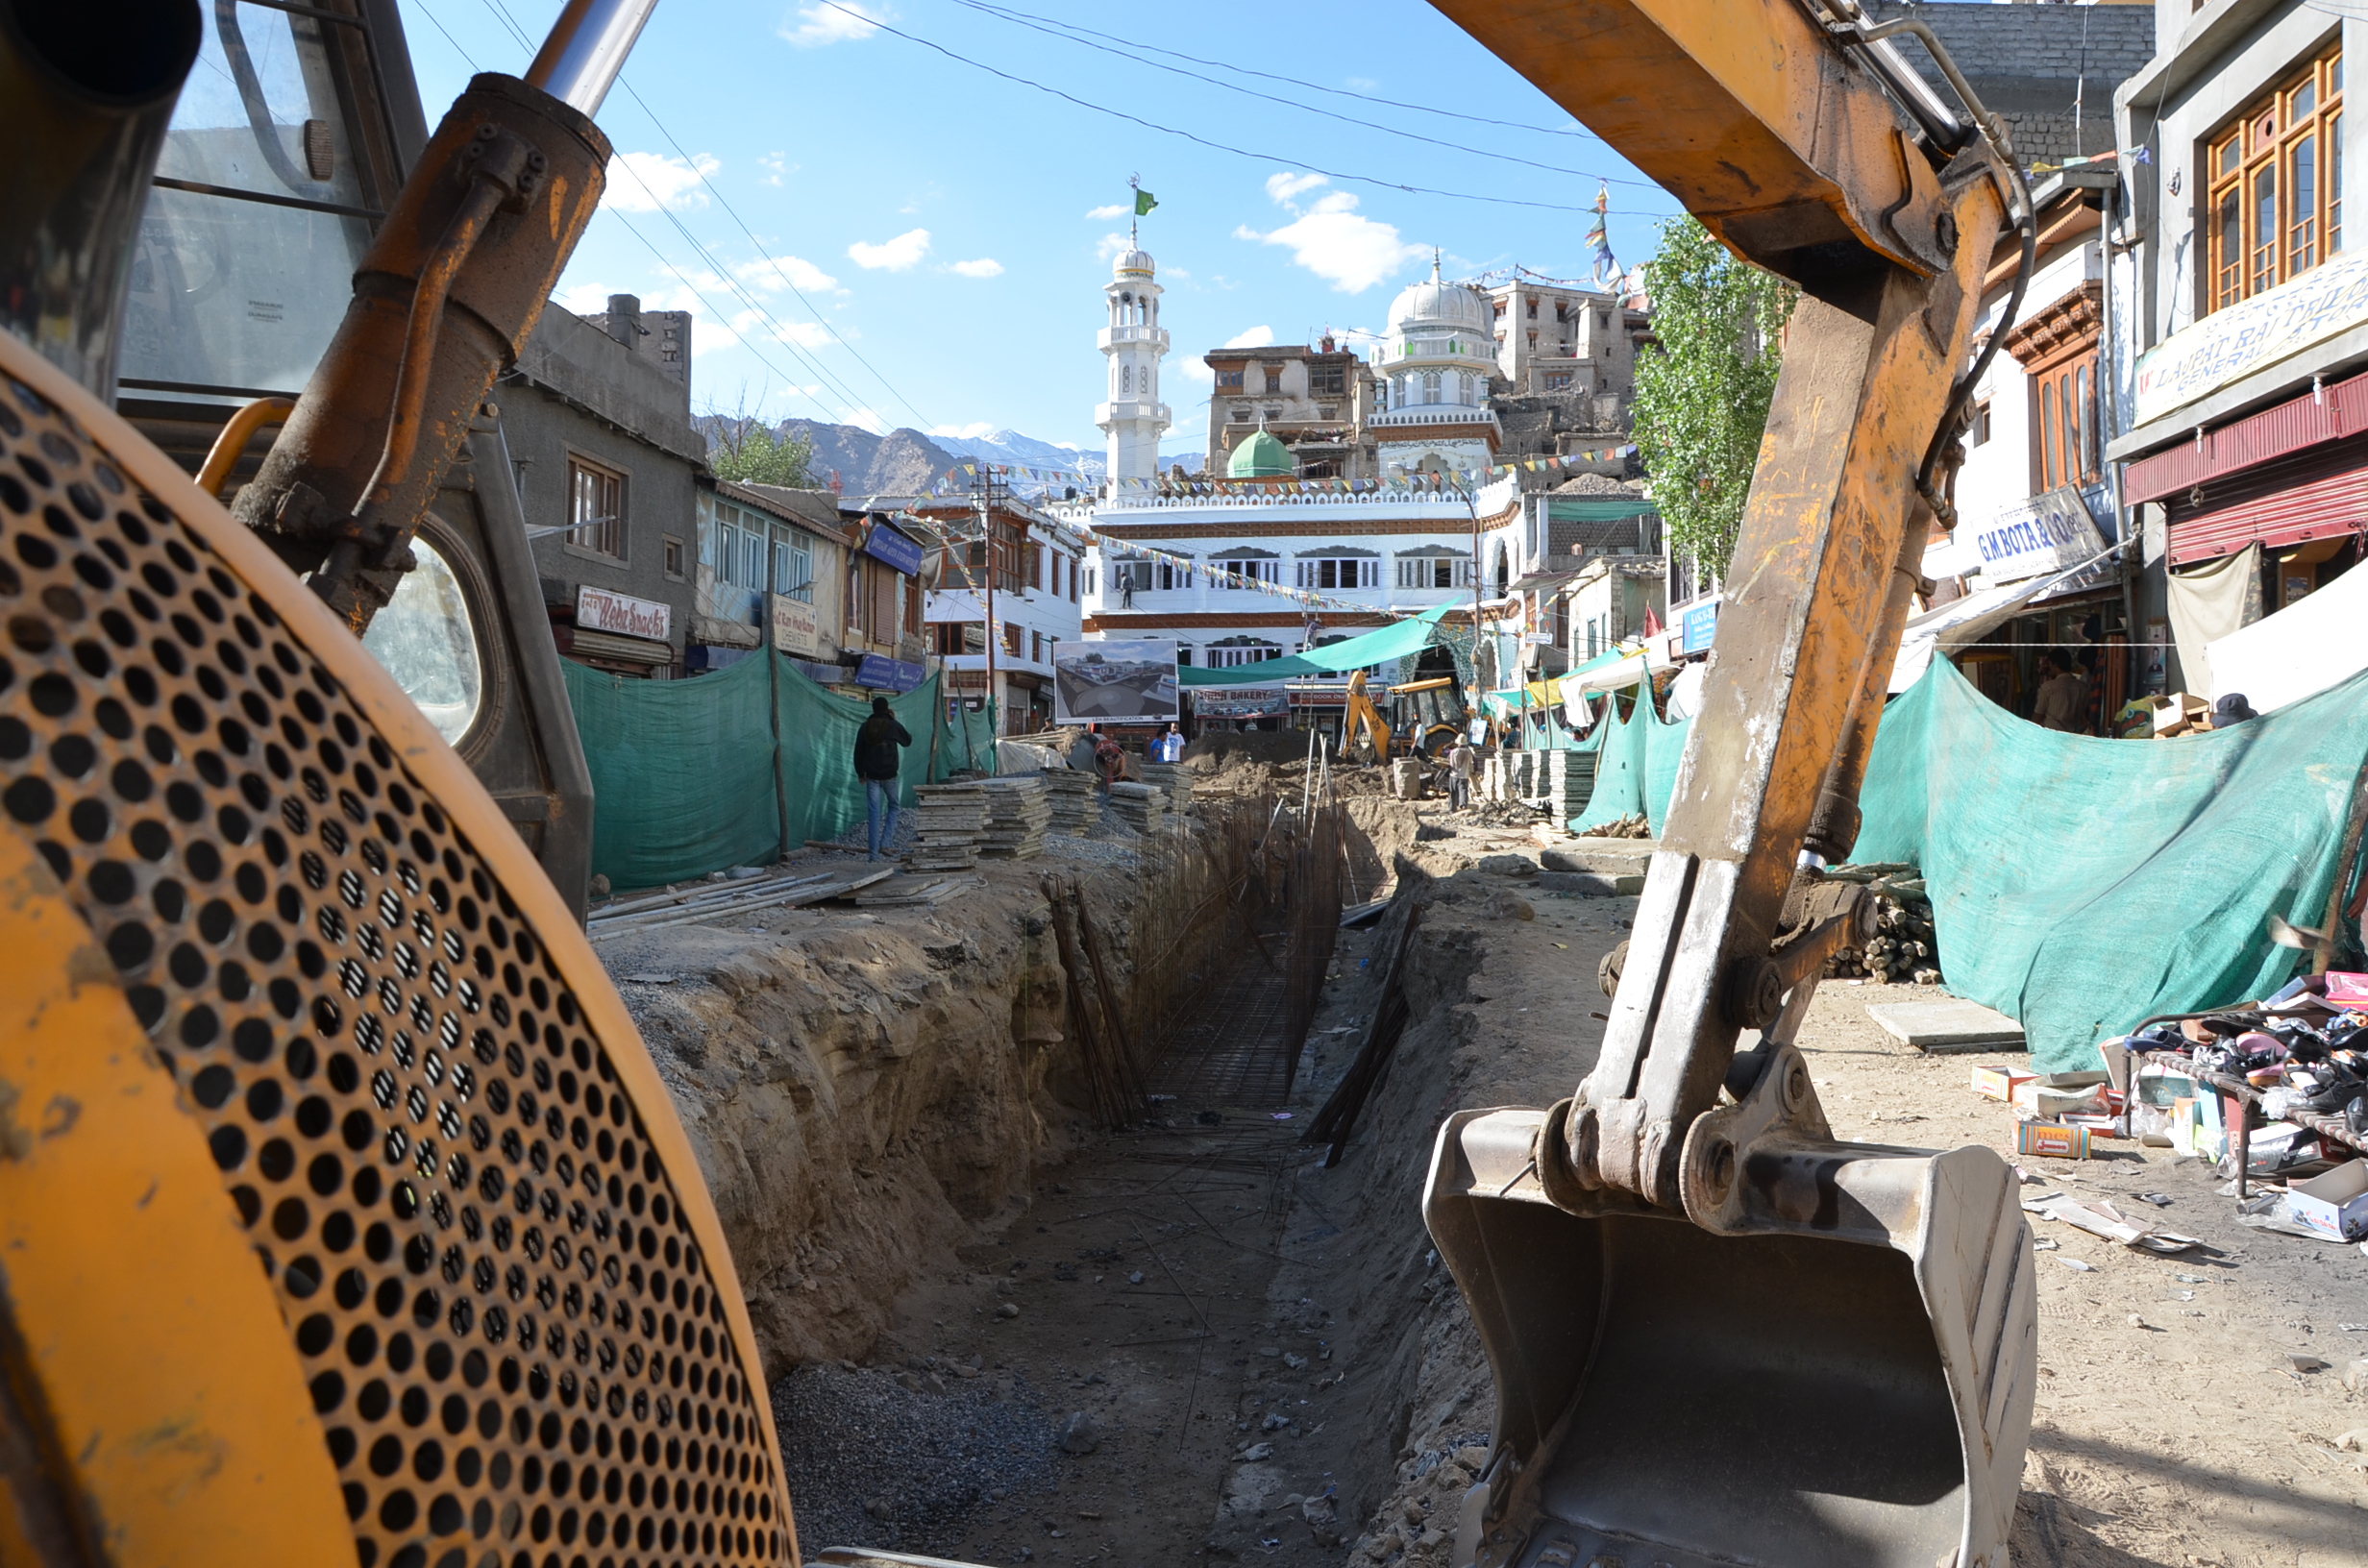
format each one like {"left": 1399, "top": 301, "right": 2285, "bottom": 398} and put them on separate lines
{"left": 0, "top": 339, "right": 792, "bottom": 1568}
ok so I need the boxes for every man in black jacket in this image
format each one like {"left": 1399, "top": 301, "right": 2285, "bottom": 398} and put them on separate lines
{"left": 853, "top": 697, "right": 913, "bottom": 861}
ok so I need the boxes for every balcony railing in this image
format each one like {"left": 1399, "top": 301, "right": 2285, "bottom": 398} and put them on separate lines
{"left": 1098, "top": 325, "right": 1171, "bottom": 351}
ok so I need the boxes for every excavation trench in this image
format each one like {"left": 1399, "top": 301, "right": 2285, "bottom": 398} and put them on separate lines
{"left": 601, "top": 782, "right": 1620, "bottom": 1568}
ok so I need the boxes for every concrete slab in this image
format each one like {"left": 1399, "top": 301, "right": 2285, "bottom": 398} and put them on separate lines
{"left": 1864, "top": 998, "right": 2026, "bottom": 1052}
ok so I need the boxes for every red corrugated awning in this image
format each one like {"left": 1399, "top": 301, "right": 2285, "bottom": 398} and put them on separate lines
{"left": 2126, "top": 372, "right": 2368, "bottom": 504}
{"left": 2164, "top": 431, "right": 2368, "bottom": 566}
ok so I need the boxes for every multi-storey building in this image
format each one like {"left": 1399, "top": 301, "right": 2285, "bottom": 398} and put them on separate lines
{"left": 2111, "top": 0, "right": 2368, "bottom": 707}
{"left": 1481, "top": 275, "right": 1648, "bottom": 481}
{"left": 909, "top": 495, "right": 1085, "bottom": 732}
{"left": 1202, "top": 338, "right": 1383, "bottom": 483}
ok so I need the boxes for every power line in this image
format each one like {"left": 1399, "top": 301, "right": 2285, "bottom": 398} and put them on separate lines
{"left": 812, "top": 0, "right": 1634, "bottom": 212}
{"left": 609, "top": 79, "right": 935, "bottom": 429}
{"left": 477, "top": 0, "right": 930, "bottom": 429}
{"left": 601, "top": 157, "right": 882, "bottom": 425}
{"left": 941, "top": 0, "right": 1649, "bottom": 187}
{"left": 952, "top": 0, "right": 1616, "bottom": 146}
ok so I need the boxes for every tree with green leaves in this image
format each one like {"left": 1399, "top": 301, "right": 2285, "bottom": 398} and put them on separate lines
{"left": 1630, "top": 217, "right": 1798, "bottom": 583}
{"left": 703, "top": 403, "right": 817, "bottom": 489}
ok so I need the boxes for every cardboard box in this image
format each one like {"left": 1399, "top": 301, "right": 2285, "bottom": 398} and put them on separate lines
{"left": 2286, "top": 1161, "right": 2368, "bottom": 1241}
{"left": 2014, "top": 1079, "right": 2108, "bottom": 1116}
{"left": 1970, "top": 1065, "right": 2036, "bottom": 1102}
{"left": 2016, "top": 1121, "right": 2091, "bottom": 1161}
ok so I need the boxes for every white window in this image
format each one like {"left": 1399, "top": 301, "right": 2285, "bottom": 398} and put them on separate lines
{"left": 1295, "top": 558, "right": 1379, "bottom": 589}
{"left": 774, "top": 529, "right": 813, "bottom": 601}
{"left": 1205, "top": 644, "right": 1282, "bottom": 667}
{"left": 1214, "top": 559, "right": 1279, "bottom": 589}
{"left": 1394, "top": 555, "right": 1475, "bottom": 589}
{"left": 1423, "top": 372, "right": 1442, "bottom": 404}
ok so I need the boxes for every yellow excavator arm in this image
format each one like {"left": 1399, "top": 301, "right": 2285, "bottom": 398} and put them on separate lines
{"left": 1344, "top": 670, "right": 1394, "bottom": 761}
{"left": 1416, "top": 6, "right": 2041, "bottom": 1568}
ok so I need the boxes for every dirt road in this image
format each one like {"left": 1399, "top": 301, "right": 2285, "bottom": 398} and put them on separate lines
{"left": 774, "top": 818, "right": 2368, "bottom": 1568}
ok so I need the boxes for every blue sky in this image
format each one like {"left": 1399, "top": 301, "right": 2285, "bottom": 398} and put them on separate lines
{"left": 400, "top": 0, "right": 1681, "bottom": 455}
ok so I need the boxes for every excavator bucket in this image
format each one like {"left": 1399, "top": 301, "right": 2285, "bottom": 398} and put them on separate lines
{"left": 1422, "top": 1076, "right": 2035, "bottom": 1568}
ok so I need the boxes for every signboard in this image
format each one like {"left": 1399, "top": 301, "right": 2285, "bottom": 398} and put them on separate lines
{"left": 853, "top": 653, "right": 926, "bottom": 692}
{"left": 1051, "top": 638, "right": 1180, "bottom": 723}
{"left": 1681, "top": 598, "right": 1720, "bottom": 654}
{"left": 576, "top": 585, "right": 670, "bottom": 643}
{"left": 1968, "top": 485, "right": 2107, "bottom": 585}
{"left": 1191, "top": 685, "right": 1288, "bottom": 720}
{"left": 859, "top": 520, "right": 926, "bottom": 577}
{"left": 769, "top": 591, "right": 821, "bottom": 656}
{"left": 2134, "top": 244, "right": 2368, "bottom": 426}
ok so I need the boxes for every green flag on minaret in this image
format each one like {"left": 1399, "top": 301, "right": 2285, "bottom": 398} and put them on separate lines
{"left": 1134, "top": 187, "right": 1158, "bottom": 216}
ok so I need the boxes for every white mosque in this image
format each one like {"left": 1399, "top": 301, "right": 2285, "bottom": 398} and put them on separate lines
{"left": 1067, "top": 250, "right": 1517, "bottom": 676}
{"left": 1370, "top": 262, "right": 1503, "bottom": 481}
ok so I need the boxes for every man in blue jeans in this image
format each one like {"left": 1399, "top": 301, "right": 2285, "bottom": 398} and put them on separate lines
{"left": 853, "top": 696, "right": 912, "bottom": 861}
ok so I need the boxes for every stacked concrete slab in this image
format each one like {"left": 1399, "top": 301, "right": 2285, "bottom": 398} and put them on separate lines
{"left": 908, "top": 783, "right": 987, "bottom": 870}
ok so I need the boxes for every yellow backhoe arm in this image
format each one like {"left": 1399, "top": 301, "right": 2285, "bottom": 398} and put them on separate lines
{"left": 1417, "top": 6, "right": 2040, "bottom": 1568}
{"left": 1344, "top": 670, "right": 1394, "bottom": 760}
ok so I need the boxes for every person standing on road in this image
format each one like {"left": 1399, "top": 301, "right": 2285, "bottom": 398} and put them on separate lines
{"left": 2030, "top": 650, "right": 2087, "bottom": 734}
{"left": 853, "top": 696, "right": 912, "bottom": 861}
{"left": 1446, "top": 737, "right": 1475, "bottom": 810}
{"left": 1155, "top": 723, "right": 1185, "bottom": 763}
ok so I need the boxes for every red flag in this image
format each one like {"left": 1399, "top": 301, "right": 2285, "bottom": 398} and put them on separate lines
{"left": 1642, "top": 605, "right": 1665, "bottom": 636}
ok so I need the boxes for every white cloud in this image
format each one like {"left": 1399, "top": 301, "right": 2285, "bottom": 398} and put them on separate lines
{"left": 1181, "top": 360, "right": 1214, "bottom": 384}
{"left": 758, "top": 152, "right": 795, "bottom": 186}
{"left": 1237, "top": 179, "right": 1422, "bottom": 293}
{"left": 604, "top": 150, "right": 719, "bottom": 212}
{"left": 555, "top": 282, "right": 615, "bottom": 316}
{"left": 733, "top": 255, "right": 838, "bottom": 294}
{"left": 1095, "top": 232, "right": 1132, "bottom": 260}
{"left": 1085, "top": 203, "right": 1129, "bottom": 220}
{"left": 847, "top": 407, "right": 889, "bottom": 434}
{"left": 1222, "top": 325, "right": 1276, "bottom": 349}
{"left": 779, "top": 1, "right": 884, "bottom": 47}
{"left": 1344, "top": 76, "right": 1379, "bottom": 91}
{"left": 950, "top": 257, "right": 1004, "bottom": 279}
{"left": 930, "top": 422, "right": 998, "bottom": 439}
{"left": 847, "top": 227, "right": 930, "bottom": 271}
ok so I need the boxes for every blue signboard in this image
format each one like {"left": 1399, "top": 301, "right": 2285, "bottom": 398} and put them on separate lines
{"left": 1682, "top": 600, "right": 1720, "bottom": 655}
{"left": 853, "top": 654, "right": 927, "bottom": 692}
{"left": 859, "top": 521, "right": 926, "bottom": 577}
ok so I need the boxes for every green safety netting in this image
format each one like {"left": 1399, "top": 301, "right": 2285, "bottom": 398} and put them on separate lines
{"left": 1567, "top": 684, "right": 1691, "bottom": 834}
{"left": 940, "top": 698, "right": 999, "bottom": 774}
{"left": 561, "top": 652, "right": 944, "bottom": 890}
{"left": 1854, "top": 657, "right": 2368, "bottom": 1072}
{"left": 1178, "top": 603, "right": 1456, "bottom": 685}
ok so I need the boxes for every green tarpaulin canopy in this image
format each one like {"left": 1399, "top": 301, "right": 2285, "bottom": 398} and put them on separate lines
{"left": 1854, "top": 657, "right": 2367, "bottom": 1072}
{"left": 1178, "top": 603, "right": 1456, "bottom": 686}
{"left": 560, "top": 652, "right": 952, "bottom": 890}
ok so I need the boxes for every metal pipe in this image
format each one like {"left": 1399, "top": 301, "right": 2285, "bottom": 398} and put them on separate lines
{"left": 524, "top": 0, "right": 661, "bottom": 115}
{"left": 196, "top": 396, "right": 296, "bottom": 496}
{"left": 0, "top": 0, "right": 202, "bottom": 398}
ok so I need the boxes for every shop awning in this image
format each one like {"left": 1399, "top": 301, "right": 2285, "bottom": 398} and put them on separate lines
{"left": 2206, "top": 551, "right": 2368, "bottom": 714}
{"left": 1563, "top": 646, "right": 1651, "bottom": 698}
{"left": 1888, "top": 539, "right": 2131, "bottom": 693}
{"left": 1176, "top": 603, "right": 1454, "bottom": 686}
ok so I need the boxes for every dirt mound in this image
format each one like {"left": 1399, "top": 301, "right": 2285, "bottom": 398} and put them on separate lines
{"left": 1185, "top": 729, "right": 1312, "bottom": 767}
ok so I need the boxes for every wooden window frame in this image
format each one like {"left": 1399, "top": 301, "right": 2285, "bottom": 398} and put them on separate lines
{"left": 2207, "top": 41, "right": 2344, "bottom": 314}
{"left": 2030, "top": 350, "right": 2100, "bottom": 493}
{"left": 564, "top": 453, "right": 626, "bottom": 559}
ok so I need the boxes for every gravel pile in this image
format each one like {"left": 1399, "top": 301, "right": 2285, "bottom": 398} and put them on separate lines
{"left": 773, "top": 1362, "right": 1059, "bottom": 1556}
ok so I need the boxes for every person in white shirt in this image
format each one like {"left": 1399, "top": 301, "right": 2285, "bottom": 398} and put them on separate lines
{"left": 1156, "top": 723, "right": 1185, "bottom": 762}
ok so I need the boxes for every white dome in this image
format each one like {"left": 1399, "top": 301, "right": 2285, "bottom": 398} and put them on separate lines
{"left": 1388, "top": 276, "right": 1488, "bottom": 331}
{"left": 1112, "top": 247, "right": 1155, "bottom": 278}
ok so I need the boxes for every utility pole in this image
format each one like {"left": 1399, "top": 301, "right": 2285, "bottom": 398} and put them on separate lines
{"left": 973, "top": 465, "right": 1008, "bottom": 736}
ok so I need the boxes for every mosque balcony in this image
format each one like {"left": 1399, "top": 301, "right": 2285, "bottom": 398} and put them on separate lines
{"left": 1094, "top": 400, "right": 1172, "bottom": 427}
{"left": 1098, "top": 325, "right": 1171, "bottom": 352}
{"left": 1369, "top": 407, "right": 1501, "bottom": 430}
